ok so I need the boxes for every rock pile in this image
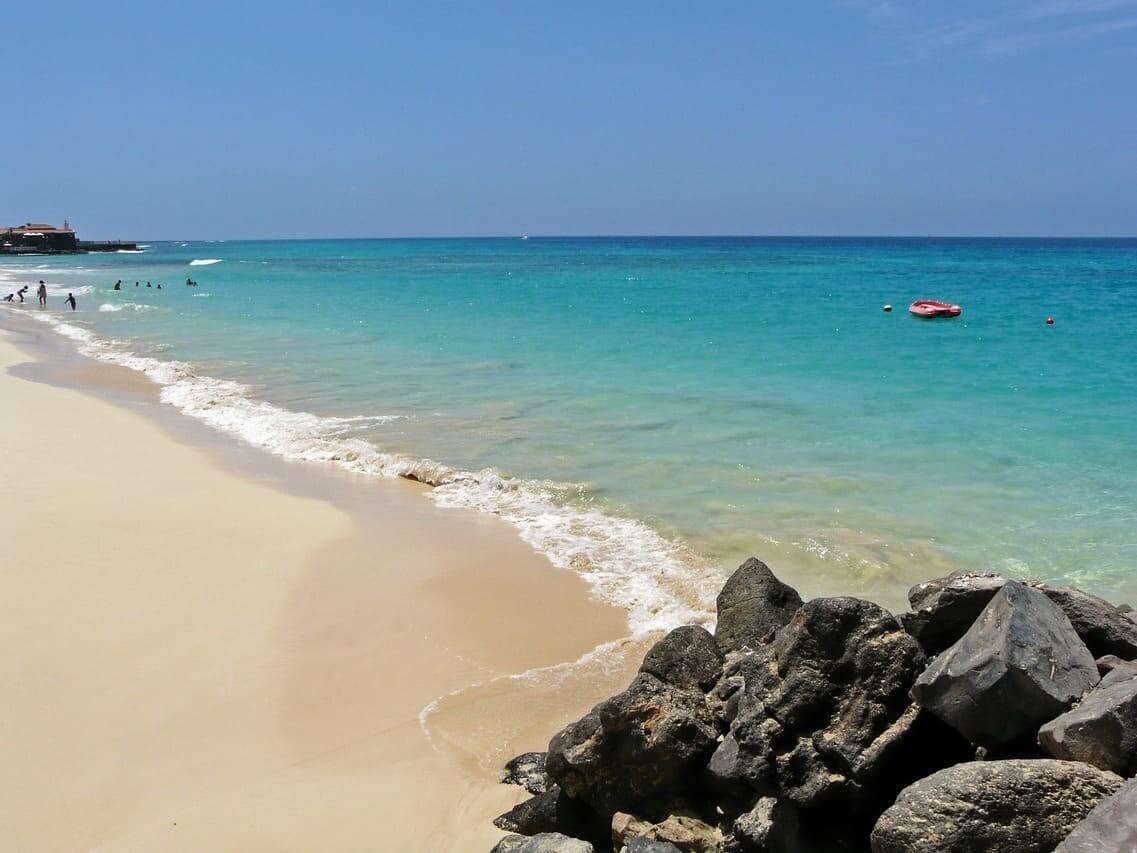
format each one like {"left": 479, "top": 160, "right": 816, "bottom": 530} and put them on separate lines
{"left": 490, "top": 561, "right": 1137, "bottom": 852}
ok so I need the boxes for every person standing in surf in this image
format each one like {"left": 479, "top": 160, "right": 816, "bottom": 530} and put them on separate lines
{"left": 64, "top": 293, "right": 76, "bottom": 311}
{"left": 37, "top": 281, "right": 47, "bottom": 307}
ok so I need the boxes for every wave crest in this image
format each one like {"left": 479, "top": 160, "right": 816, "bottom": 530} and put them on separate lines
{"left": 26, "top": 312, "right": 717, "bottom": 635}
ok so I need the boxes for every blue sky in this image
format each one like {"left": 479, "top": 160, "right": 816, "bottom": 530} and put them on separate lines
{"left": 3, "top": 1, "right": 1135, "bottom": 238}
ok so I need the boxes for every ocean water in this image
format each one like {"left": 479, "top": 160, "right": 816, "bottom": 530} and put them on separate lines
{"left": 4, "top": 237, "right": 1136, "bottom": 628}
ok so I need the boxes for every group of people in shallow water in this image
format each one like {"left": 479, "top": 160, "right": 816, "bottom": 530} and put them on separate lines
{"left": 3, "top": 275, "right": 202, "bottom": 311}
{"left": 3, "top": 280, "right": 76, "bottom": 310}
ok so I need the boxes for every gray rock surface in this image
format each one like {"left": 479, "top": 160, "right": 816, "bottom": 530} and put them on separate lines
{"left": 911, "top": 581, "right": 1100, "bottom": 746}
{"left": 708, "top": 596, "right": 930, "bottom": 809}
{"left": 728, "top": 797, "right": 795, "bottom": 852}
{"left": 903, "top": 572, "right": 1008, "bottom": 656}
{"left": 503, "top": 751, "right": 549, "bottom": 795}
{"left": 491, "top": 832, "right": 595, "bottom": 853}
{"left": 623, "top": 839, "right": 684, "bottom": 853}
{"left": 870, "top": 759, "right": 1123, "bottom": 853}
{"left": 714, "top": 558, "right": 803, "bottom": 654}
{"left": 1093, "top": 654, "right": 1136, "bottom": 677}
{"left": 546, "top": 672, "right": 718, "bottom": 815}
{"left": 640, "top": 625, "right": 724, "bottom": 692}
{"left": 1039, "top": 676, "right": 1137, "bottom": 775}
{"left": 1055, "top": 777, "right": 1137, "bottom": 852}
{"left": 902, "top": 572, "right": 1137, "bottom": 660}
{"left": 1099, "top": 662, "right": 1137, "bottom": 688}
{"left": 1042, "top": 585, "right": 1137, "bottom": 660}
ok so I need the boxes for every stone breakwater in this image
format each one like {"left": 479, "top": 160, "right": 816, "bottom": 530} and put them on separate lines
{"left": 489, "top": 560, "right": 1137, "bottom": 853}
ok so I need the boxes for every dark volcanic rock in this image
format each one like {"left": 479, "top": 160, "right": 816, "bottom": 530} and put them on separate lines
{"left": 492, "top": 833, "right": 595, "bottom": 853}
{"left": 911, "top": 581, "right": 1099, "bottom": 747}
{"left": 870, "top": 759, "right": 1123, "bottom": 853}
{"left": 902, "top": 571, "right": 1137, "bottom": 661}
{"left": 728, "top": 797, "right": 814, "bottom": 852}
{"left": 1055, "top": 777, "right": 1137, "bottom": 852}
{"left": 714, "top": 558, "right": 803, "bottom": 655}
{"left": 546, "top": 672, "right": 719, "bottom": 816}
{"left": 503, "top": 752, "right": 549, "bottom": 795}
{"left": 640, "top": 625, "right": 724, "bottom": 692}
{"left": 1042, "top": 585, "right": 1137, "bottom": 660}
{"left": 1039, "top": 676, "right": 1137, "bottom": 775}
{"left": 902, "top": 572, "right": 1007, "bottom": 656}
{"left": 494, "top": 785, "right": 604, "bottom": 839}
{"left": 709, "top": 596, "right": 930, "bottom": 810}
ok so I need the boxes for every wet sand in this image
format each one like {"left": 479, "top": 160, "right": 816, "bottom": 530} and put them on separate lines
{"left": 0, "top": 318, "right": 639, "bottom": 852}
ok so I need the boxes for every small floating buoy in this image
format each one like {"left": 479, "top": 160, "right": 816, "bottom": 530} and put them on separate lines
{"left": 883, "top": 304, "right": 892, "bottom": 312}
{"left": 1046, "top": 317, "right": 1055, "bottom": 325}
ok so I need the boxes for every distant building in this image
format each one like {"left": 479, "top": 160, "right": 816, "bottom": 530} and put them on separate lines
{"left": 3, "top": 220, "right": 78, "bottom": 251}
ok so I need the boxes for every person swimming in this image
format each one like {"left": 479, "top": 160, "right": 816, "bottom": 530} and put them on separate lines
{"left": 156, "top": 283, "right": 162, "bottom": 289}
{"left": 37, "top": 281, "right": 48, "bottom": 307}
{"left": 147, "top": 282, "right": 152, "bottom": 288}
{"left": 114, "top": 280, "right": 122, "bottom": 291}
{"left": 65, "top": 293, "right": 76, "bottom": 310}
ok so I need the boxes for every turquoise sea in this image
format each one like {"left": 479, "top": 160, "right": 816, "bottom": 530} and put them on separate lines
{"left": 4, "top": 237, "right": 1135, "bottom": 628}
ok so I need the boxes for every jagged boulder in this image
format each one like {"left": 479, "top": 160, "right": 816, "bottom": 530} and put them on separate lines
{"left": 911, "top": 581, "right": 1099, "bottom": 747}
{"left": 1043, "top": 585, "right": 1137, "bottom": 660}
{"left": 1055, "top": 777, "right": 1137, "bottom": 852}
{"left": 491, "top": 832, "right": 595, "bottom": 853}
{"left": 902, "top": 572, "right": 1008, "bottom": 656}
{"left": 714, "top": 558, "right": 802, "bottom": 655}
{"left": 870, "top": 759, "right": 1123, "bottom": 853}
{"left": 708, "top": 596, "right": 930, "bottom": 810}
{"left": 640, "top": 626, "right": 724, "bottom": 692}
{"left": 494, "top": 785, "right": 604, "bottom": 840}
{"left": 901, "top": 572, "right": 1137, "bottom": 661}
{"left": 612, "top": 812, "right": 724, "bottom": 852}
{"left": 503, "top": 752, "right": 550, "bottom": 795}
{"left": 1093, "top": 654, "right": 1137, "bottom": 678}
{"left": 1099, "top": 662, "right": 1137, "bottom": 688}
{"left": 1039, "top": 676, "right": 1137, "bottom": 775}
{"left": 546, "top": 672, "right": 718, "bottom": 815}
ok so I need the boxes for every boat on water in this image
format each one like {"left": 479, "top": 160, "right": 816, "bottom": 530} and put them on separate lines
{"left": 909, "top": 299, "right": 961, "bottom": 318}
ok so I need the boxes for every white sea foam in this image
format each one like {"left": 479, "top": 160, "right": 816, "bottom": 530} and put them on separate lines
{"left": 116, "top": 249, "right": 145, "bottom": 254}
{"left": 24, "top": 311, "right": 719, "bottom": 636}
{"left": 189, "top": 258, "right": 222, "bottom": 266}
{"left": 99, "top": 302, "right": 158, "bottom": 313}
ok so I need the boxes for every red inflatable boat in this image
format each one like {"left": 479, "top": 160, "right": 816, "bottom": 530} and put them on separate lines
{"left": 909, "top": 299, "right": 961, "bottom": 318}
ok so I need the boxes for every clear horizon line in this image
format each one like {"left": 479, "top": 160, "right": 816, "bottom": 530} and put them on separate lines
{"left": 90, "top": 232, "right": 1137, "bottom": 243}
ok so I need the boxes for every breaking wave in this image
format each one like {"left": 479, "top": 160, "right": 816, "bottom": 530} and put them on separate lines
{"left": 99, "top": 302, "right": 159, "bottom": 313}
{"left": 23, "top": 311, "right": 718, "bottom": 636}
{"left": 189, "top": 258, "right": 222, "bottom": 266}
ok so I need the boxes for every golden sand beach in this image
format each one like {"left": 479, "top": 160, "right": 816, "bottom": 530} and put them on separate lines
{"left": 0, "top": 319, "right": 640, "bottom": 852}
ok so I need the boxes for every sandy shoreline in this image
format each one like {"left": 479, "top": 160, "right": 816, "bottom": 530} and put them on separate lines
{"left": 0, "top": 316, "right": 640, "bottom": 851}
